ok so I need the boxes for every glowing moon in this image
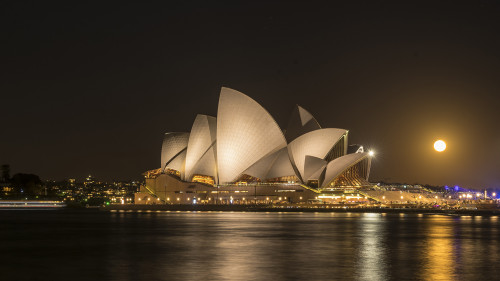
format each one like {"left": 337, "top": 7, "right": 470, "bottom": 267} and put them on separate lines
{"left": 434, "top": 140, "right": 446, "bottom": 152}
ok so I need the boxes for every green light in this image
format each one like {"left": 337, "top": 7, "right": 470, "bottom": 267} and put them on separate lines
{"left": 106, "top": 202, "right": 110, "bottom": 205}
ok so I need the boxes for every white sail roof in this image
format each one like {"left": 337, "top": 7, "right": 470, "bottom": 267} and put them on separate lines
{"left": 321, "top": 152, "right": 370, "bottom": 188}
{"left": 216, "top": 87, "right": 287, "bottom": 184}
{"left": 184, "top": 114, "right": 217, "bottom": 182}
{"left": 165, "top": 150, "right": 187, "bottom": 178}
{"left": 160, "top": 132, "right": 189, "bottom": 171}
{"left": 265, "top": 147, "right": 297, "bottom": 180}
{"left": 287, "top": 128, "right": 347, "bottom": 182}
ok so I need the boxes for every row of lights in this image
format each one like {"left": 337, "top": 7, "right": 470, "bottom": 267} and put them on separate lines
{"left": 139, "top": 195, "right": 306, "bottom": 202}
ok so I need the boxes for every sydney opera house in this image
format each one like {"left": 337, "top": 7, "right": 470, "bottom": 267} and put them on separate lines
{"left": 137, "top": 87, "right": 374, "bottom": 204}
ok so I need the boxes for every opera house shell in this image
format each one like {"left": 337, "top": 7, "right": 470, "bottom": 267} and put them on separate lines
{"left": 140, "top": 87, "right": 373, "bottom": 204}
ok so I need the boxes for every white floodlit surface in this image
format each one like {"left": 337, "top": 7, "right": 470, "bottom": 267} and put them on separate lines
{"left": 303, "top": 155, "right": 327, "bottom": 182}
{"left": 216, "top": 87, "right": 287, "bottom": 184}
{"left": 160, "top": 132, "right": 189, "bottom": 171}
{"left": 287, "top": 128, "right": 347, "bottom": 182}
{"left": 321, "top": 152, "right": 369, "bottom": 188}
{"left": 188, "top": 145, "right": 217, "bottom": 182}
{"left": 307, "top": 165, "right": 326, "bottom": 185}
{"left": 242, "top": 148, "right": 282, "bottom": 180}
{"left": 185, "top": 114, "right": 217, "bottom": 181}
{"left": 265, "top": 147, "right": 296, "bottom": 180}
{"left": 166, "top": 150, "right": 187, "bottom": 178}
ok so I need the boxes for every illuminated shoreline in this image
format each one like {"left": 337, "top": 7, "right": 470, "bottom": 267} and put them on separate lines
{"left": 101, "top": 204, "right": 500, "bottom": 216}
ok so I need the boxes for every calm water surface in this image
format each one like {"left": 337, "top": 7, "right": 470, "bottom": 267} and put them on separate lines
{"left": 1, "top": 210, "right": 499, "bottom": 281}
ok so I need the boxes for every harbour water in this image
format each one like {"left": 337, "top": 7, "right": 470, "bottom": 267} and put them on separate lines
{"left": 1, "top": 210, "right": 499, "bottom": 280}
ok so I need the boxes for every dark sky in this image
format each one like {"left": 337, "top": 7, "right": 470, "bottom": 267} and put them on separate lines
{"left": 1, "top": 1, "right": 499, "bottom": 188}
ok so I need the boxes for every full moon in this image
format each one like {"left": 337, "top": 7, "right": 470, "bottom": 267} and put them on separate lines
{"left": 434, "top": 140, "right": 446, "bottom": 152}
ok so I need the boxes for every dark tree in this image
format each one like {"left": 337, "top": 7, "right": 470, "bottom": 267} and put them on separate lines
{"left": 10, "top": 173, "right": 43, "bottom": 197}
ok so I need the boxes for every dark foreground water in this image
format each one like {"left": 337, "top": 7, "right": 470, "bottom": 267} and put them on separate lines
{"left": 1, "top": 211, "right": 499, "bottom": 281}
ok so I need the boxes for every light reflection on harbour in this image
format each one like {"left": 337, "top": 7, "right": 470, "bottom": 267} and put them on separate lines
{"left": 1, "top": 211, "right": 499, "bottom": 281}
{"left": 357, "top": 213, "right": 388, "bottom": 281}
{"left": 421, "top": 216, "right": 455, "bottom": 281}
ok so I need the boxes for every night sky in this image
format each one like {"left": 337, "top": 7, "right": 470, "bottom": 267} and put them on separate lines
{"left": 1, "top": 1, "right": 499, "bottom": 189}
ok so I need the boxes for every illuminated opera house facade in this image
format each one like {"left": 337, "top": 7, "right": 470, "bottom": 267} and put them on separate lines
{"left": 137, "top": 87, "right": 374, "bottom": 204}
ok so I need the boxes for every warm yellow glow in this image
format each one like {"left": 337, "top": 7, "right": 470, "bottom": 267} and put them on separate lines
{"left": 434, "top": 140, "right": 446, "bottom": 152}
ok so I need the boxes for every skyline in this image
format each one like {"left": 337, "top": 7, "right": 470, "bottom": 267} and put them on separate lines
{"left": 1, "top": 1, "right": 499, "bottom": 188}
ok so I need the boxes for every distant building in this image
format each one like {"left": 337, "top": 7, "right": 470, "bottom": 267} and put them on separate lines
{"left": 0, "top": 165, "right": 13, "bottom": 195}
{"left": 1, "top": 164, "right": 10, "bottom": 183}
{"left": 139, "top": 87, "right": 374, "bottom": 204}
